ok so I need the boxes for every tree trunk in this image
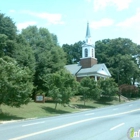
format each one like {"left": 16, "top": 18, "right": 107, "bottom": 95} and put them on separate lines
{"left": 55, "top": 102, "right": 57, "bottom": 110}
{"left": 84, "top": 99, "right": 86, "bottom": 107}
{"left": 0, "top": 104, "right": 2, "bottom": 114}
{"left": 119, "top": 94, "right": 121, "bottom": 102}
{"left": 83, "top": 94, "right": 86, "bottom": 107}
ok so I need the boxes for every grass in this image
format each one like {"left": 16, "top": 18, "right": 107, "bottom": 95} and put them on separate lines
{"left": 0, "top": 96, "right": 128, "bottom": 122}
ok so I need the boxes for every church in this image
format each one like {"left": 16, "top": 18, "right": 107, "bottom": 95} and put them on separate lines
{"left": 65, "top": 23, "right": 111, "bottom": 81}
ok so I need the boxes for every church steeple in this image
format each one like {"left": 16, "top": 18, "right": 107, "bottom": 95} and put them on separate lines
{"left": 85, "top": 22, "right": 92, "bottom": 44}
{"left": 80, "top": 22, "right": 97, "bottom": 68}
{"left": 86, "top": 22, "right": 91, "bottom": 38}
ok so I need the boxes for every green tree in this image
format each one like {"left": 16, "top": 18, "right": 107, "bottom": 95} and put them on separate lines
{"left": 0, "top": 56, "right": 34, "bottom": 110}
{"left": 62, "top": 41, "right": 84, "bottom": 64}
{"left": 95, "top": 38, "right": 139, "bottom": 85}
{"left": 0, "top": 13, "right": 17, "bottom": 40}
{"left": 12, "top": 34, "right": 36, "bottom": 74}
{"left": 98, "top": 78, "right": 118, "bottom": 99}
{"left": 0, "top": 34, "right": 7, "bottom": 57}
{"left": 44, "top": 69, "right": 78, "bottom": 109}
{"left": 117, "top": 55, "right": 140, "bottom": 85}
{"left": 80, "top": 77, "right": 101, "bottom": 106}
{"left": 20, "top": 26, "right": 66, "bottom": 93}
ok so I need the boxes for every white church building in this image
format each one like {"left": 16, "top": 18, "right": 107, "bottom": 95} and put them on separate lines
{"left": 65, "top": 23, "right": 111, "bottom": 81}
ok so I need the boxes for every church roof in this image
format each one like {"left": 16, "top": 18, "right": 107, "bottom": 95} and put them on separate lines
{"left": 77, "top": 63, "right": 111, "bottom": 77}
{"left": 65, "top": 63, "right": 111, "bottom": 78}
{"left": 86, "top": 22, "right": 91, "bottom": 38}
{"left": 64, "top": 64, "right": 82, "bottom": 75}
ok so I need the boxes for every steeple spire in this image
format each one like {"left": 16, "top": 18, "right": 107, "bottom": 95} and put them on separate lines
{"left": 85, "top": 22, "right": 92, "bottom": 44}
{"left": 86, "top": 22, "right": 91, "bottom": 38}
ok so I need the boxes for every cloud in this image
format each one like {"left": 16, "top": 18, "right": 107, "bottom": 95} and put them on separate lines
{"left": 93, "top": 0, "right": 132, "bottom": 11}
{"left": 16, "top": 21, "right": 37, "bottom": 31}
{"left": 21, "top": 10, "right": 64, "bottom": 25}
{"left": 90, "top": 18, "right": 114, "bottom": 29}
{"left": 9, "top": 10, "right": 16, "bottom": 13}
{"left": 116, "top": 8, "right": 140, "bottom": 30}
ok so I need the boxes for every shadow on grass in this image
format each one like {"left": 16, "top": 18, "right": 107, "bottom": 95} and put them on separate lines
{"left": 41, "top": 106, "right": 71, "bottom": 114}
{"left": 94, "top": 96, "right": 116, "bottom": 105}
{"left": 0, "top": 113, "right": 24, "bottom": 121}
{"left": 73, "top": 104, "right": 96, "bottom": 109}
{"left": 94, "top": 101, "right": 113, "bottom": 105}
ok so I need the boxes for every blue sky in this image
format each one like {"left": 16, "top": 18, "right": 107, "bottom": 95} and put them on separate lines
{"left": 1, "top": 0, "right": 140, "bottom": 46}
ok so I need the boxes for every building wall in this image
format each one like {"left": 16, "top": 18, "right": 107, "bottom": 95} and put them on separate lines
{"left": 80, "top": 57, "right": 97, "bottom": 68}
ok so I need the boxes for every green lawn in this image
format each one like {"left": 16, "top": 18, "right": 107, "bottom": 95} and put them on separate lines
{"left": 0, "top": 96, "right": 127, "bottom": 122}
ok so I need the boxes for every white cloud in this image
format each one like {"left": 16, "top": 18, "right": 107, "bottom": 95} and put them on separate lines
{"left": 90, "top": 18, "right": 114, "bottom": 29}
{"left": 93, "top": 0, "right": 132, "bottom": 11}
{"left": 116, "top": 8, "right": 140, "bottom": 30}
{"left": 21, "top": 10, "right": 64, "bottom": 25}
{"left": 9, "top": 10, "right": 16, "bottom": 13}
{"left": 16, "top": 21, "right": 37, "bottom": 31}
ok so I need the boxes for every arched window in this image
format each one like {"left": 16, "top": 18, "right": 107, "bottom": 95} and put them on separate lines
{"left": 85, "top": 48, "right": 88, "bottom": 57}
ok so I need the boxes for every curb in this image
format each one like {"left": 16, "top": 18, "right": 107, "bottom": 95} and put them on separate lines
{"left": 0, "top": 117, "right": 37, "bottom": 124}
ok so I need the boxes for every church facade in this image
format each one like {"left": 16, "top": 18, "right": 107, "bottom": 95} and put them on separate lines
{"left": 65, "top": 23, "right": 111, "bottom": 81}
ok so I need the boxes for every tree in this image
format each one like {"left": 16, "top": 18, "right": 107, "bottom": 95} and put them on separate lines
{"left": 0, "top": 56, "right": 34, "bottom": 110}
{"left": 119, "top": 84, "right": 139, "bottom": 99}
{"left": 95, "top": 38, "right": 139, "bottom": 85}
{"left": 0, "top": 34, "right": 7, "bottom": 57}
{"left": 80, "top": 77, "right": 101, "bottom": 106}
{"left": 12, "top": 34, "right": 36, "bottom": 74}
{"left": 44, "top": 69, "right": 78, "bottom": 109}
{"left": 20, "top": 26, "right": 66, "bottom": 93}
{"left": 0, "top": 13, "right": 17, "bottom": 40}
{"left": 117, "top": 55, "right": 140, "bottom": 85}
{"left": 98, "top": 78, "right": 118, "bottom": 99}
{"left": 62, "top": 41, "right": 84, "bottom": 64}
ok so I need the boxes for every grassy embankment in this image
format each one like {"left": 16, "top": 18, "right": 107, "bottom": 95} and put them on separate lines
{"left": 0, "top": 96, "right": 128, "bottom": 122}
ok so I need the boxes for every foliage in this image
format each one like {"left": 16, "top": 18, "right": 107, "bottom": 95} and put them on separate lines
{"left": 62, "top": 41, "right": 84, "bottom": 64}
{"left": 95, "top": 38, "right": 140, "bottom": 85}
{"left": 44, "top": 69, "right": 78, "bottom": 109}
{"left": 12, "top": 35, "right": 36, "bottom": 74}
{"left": 0, "top": 56, "right": 34, "bottom": 108}
{"left": 79, "top": 77, "right": 101, "bottom": 106}
{"left": 119, "top": 84, "right": 139, "bottom": 98}
{"left": 98, "top": 78, "right": 118, "bottom": 97}
{"left": 0, "top": 13, "right": 17, "bottom": 40}
{"left": 20, "top": 26, "right": 66, "bottom": 93}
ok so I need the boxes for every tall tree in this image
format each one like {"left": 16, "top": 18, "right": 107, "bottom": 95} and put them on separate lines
{"left": 21, "top": 26, "right": 66, "bottom": 93}
{"left": 0, "top": 13, "right": 17, "bottom": 40}
{"left": 95, "top": 38, "right": 140, "bottom": 85}
{"left": 62, "top": 41, "right": 84, "bottom": 64}
{"left": 0, "top": 56, "right": 34, "bottom": 109}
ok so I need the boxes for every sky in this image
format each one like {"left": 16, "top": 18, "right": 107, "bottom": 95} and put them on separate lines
{"left": 1, "top": 0, "right": 140, "bottom": 46}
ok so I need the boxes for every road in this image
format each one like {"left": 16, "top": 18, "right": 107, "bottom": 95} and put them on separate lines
{"left": 0, "top": 100, "right": 140, "bottom": 140}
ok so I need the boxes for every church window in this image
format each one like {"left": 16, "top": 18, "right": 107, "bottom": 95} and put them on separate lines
{"left": 85, "top": 48, "right": 88, "bottom": 57}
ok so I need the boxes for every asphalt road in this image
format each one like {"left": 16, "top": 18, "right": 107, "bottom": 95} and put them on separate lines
{"left": 0, "top": 100, "right": 140, "bottom": 140}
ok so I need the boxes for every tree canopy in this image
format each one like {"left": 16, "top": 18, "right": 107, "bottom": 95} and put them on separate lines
{"left": 43, "top": 69, "right": 78, "bottom": 109}
{"left": 0, "top": 56, "right": 33, "bottom": 107}
{"left": 95, "top": 38, "right": 140, "bottom": 85}
{"left": 0, "top": 12, "right": 66, "bottom": 107}
{"left": 0, "top": 13, "right": 17, "bottom": 40}
{"left": 20, "top": 26, "right": 66, "bottom": 93}
{"left": 79, "top": 77, "right": 101, "bottom": 106}
{"left": 62, "top": 41, "right": 84, "bottom": 64}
